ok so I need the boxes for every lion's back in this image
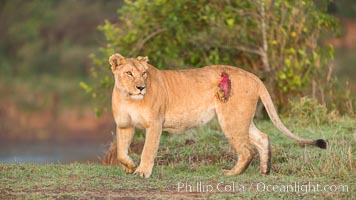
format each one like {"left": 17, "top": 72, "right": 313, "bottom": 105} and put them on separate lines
{"left": 157, "top": 65, "right": 261, "bottom": 133}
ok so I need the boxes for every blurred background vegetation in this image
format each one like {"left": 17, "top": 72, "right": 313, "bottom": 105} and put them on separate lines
{"left": 0, "top": 0, "right": 355, "bottom": 144}
{"left": 84, "top": 0, "right": 355, "bottom": 116}
{"left": 0, "top": 0, "right": 122, "bottom": 77}
{"left": 0, "top": 0, "right": 123, "bottom": 144}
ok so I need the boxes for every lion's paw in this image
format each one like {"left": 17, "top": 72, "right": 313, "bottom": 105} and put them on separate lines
{"left": 222, "top": 169, "right": 237, "bottom": 176}
{"left": 124, "top": 166, "right": 135, "bottom": 174}
{"left": 119, "top": 162, "right": 135, "bottom": 174}
{"left": 133, "top": 166, "right": 152, "bottom": 178}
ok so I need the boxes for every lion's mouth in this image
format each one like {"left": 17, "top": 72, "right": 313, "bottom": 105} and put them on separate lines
{"left": 128, "top": 91, "right": 145, "bottom": 96}
{"left": 128, "top": 92, "right": 145, "bottom": 100}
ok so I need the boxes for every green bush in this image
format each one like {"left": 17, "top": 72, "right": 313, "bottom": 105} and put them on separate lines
{"left": 85, "top": 0, "right": 340, "bottom": 115}
{"left": 286, "top": 97, "right": 338, "bottom": 126}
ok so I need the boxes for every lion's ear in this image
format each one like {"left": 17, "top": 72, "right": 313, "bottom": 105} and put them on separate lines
{"left": 137, "top": 56, "right": 149, "bottom": 63}
{"left": 109, "top": 54, "right": 126, "bottom": 71}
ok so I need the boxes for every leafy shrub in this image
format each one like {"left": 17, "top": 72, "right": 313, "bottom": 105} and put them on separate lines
{"left": 286, "top": 97, "right": 338, "bottom": 126}
{"left": 84, "top": 0, "right": 339, "bottom": 115}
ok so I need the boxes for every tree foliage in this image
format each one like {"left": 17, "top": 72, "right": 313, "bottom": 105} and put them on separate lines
{"left": 0, "top": 0, "right": 122, "bottom": 77}
{"left": 86, "top": 0, "right": 339, "bottom": 115}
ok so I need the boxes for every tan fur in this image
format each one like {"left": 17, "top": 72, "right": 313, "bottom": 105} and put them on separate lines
{"left": 109, "top": 53, "right": 325, "bottom": 178}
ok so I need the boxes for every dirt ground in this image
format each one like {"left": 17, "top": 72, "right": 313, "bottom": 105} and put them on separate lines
{"left": 2, "top": 189, "right": 209, "bottom": 199}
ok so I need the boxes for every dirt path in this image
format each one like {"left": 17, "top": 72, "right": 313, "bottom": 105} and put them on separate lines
{"left": 2, "top": 190, "right": 208, "bottom": 199}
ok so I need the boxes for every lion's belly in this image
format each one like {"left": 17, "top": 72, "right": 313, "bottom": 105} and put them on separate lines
{"left": 162, "top": 105, "right": 216, "bottom": 133}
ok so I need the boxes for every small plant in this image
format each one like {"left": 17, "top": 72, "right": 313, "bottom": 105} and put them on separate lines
{"left": 286, "top": 97, "right": 338, "bottom": 126}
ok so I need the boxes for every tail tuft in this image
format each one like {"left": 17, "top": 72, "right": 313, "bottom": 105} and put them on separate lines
{"left": 315, "top": 139, "right": 327, "bottom": 149}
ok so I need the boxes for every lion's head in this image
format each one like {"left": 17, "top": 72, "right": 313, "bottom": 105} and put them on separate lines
{"left": 109, "top": 54, "right": 149, "bottom": 100}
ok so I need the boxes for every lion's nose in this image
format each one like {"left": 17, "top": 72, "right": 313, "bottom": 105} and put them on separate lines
{"left": 136, "top": 86, "right": 145, "bottom": 91}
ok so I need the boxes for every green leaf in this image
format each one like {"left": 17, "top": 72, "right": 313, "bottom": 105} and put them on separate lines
{"left": 226, "top": 18, "right": 235, "bottom": 27}
{"left": 279, "top": 73, "right": 287, "bottom": 80}
{"left": 285, "top": 58, "right": 291, "bottom": 68}
{"left": 79, "top": 82, "right": 92, "bottom": 93}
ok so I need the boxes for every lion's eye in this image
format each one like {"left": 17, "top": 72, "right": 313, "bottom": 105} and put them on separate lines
{"left": 126, "top": 71, "right": 134, "bottom": 77}
{"left": 142, "top": 71, "right": 147, "bottom": 76}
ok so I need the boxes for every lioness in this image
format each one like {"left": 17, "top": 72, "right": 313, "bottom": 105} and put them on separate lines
{"left": 109, "top": 53, "right": 326, "bottom": 178}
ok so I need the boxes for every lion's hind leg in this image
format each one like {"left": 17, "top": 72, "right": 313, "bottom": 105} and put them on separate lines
{"left": 249, "top": 123, "right": 271, "bottom": 175}
{"left": 217, "top": 106, "right": 255, "bottom": 176}
{"left": 222, "top": 141, "right": 255, "bottom": 176}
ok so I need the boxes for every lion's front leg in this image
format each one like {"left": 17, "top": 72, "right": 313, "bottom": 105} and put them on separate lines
{"left": 117, "top": 127, "right": 136, "bottom": 174}
{"left": 133, "top": 124, "right": 162, "bottom": 178}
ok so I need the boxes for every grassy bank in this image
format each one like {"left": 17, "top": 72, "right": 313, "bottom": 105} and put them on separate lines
{"left": 0, "top": 118, "right": 354, "bottom": 199}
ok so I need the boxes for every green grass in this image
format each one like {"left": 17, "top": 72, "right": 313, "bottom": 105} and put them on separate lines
{"left": 0, "top": 118, "right": 355, "bottom": 199}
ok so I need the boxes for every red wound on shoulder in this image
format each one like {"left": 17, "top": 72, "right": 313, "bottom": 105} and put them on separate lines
{"left": 218, "top": 72, "right": 231, "bottom": 102}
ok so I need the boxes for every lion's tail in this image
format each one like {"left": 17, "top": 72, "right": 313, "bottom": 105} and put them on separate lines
{"left": 258, "top": 81, "right": 327, "bottom": 149}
